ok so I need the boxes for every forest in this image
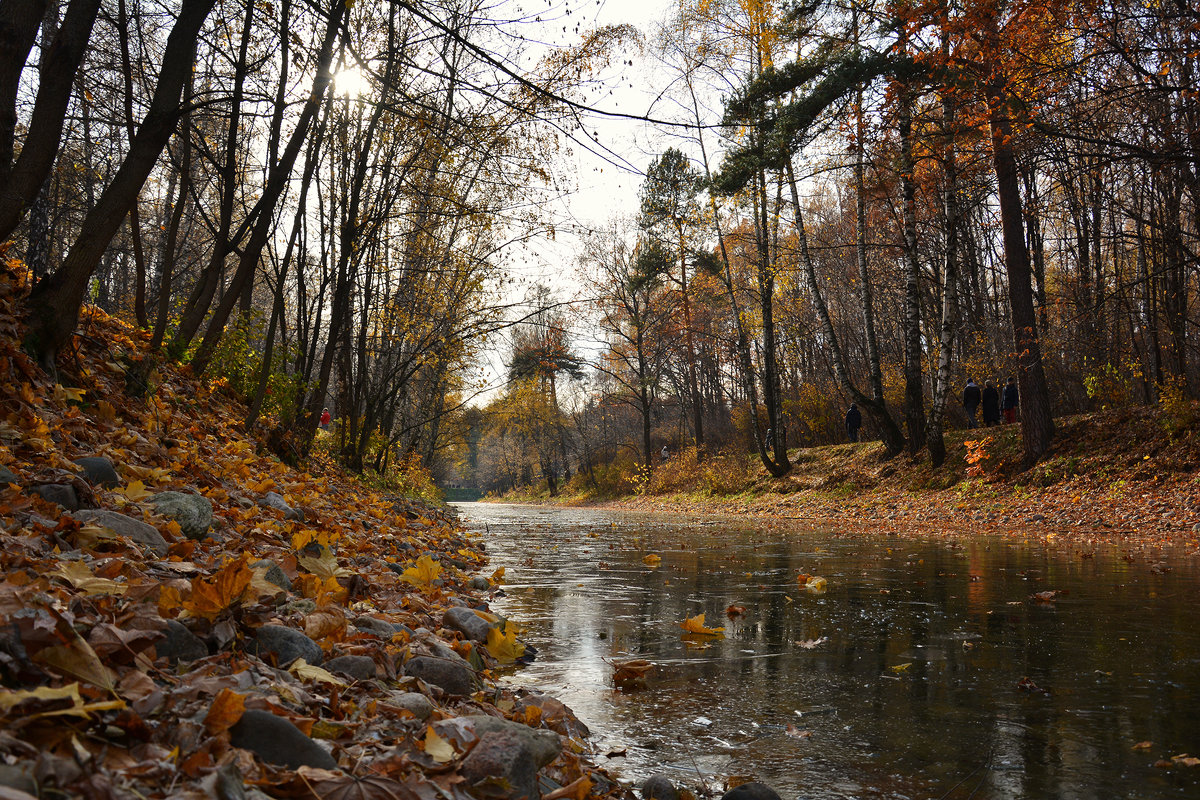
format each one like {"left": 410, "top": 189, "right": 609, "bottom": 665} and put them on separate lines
{"left": 1, "top": 0, "right": 1197, "bottom": 498}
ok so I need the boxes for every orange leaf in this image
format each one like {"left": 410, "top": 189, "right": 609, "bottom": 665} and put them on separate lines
{"left": 204, "top": 688, "right": 246, "bottom": 734}
{"left": 679, "top": 613, "right": 724, "bottom": 636}
{"left": 725, "top": 605, "right": 746, "bottom": 616}
{"left": 183, "top": 557, "right": 253, "bottom": 620}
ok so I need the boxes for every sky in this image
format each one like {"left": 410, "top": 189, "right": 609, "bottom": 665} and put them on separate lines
{"left": 467, "top": 0, "right": 691, "bottom": 401}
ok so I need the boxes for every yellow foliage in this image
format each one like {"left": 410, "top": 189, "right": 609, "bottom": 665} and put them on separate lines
{"left": 679, "top": 613, "right": 724, "bottom": 637}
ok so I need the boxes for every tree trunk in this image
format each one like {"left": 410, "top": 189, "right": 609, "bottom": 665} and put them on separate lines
{"left": 898, "top": 84, "right": 926, "bottom": 454}
{"left": 25, "top": 0, "right": 217, "bottom": 369}
{"left": 0, "top": 0, "right": 100, "bottom": 240}
{"left": 988, "top": 85, "right": 1055, "bottom": 465}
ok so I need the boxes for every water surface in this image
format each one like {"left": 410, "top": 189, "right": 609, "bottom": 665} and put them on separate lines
{"left": 454, "top": 503, "right": 1200, "bottom": 799}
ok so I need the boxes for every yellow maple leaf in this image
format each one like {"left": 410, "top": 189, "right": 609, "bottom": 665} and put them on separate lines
{"left": 115, "top": 480, "right": 151, "bottom": 502}
{"left": 679, "top": 613, "right": 724, "bottom": 637}
{"left": 297, "top": 550, "right": 352, "bottom": 580}
{"left": 182, "top": 557, "right": 253, "bottom": 620}
{"left": 486, "top": 625, "right": 526, "bottom": 664}
{"left": 643, "top": 554, "right": 662, "bottom": 567}
{"left": 400, "top": 554, "right": 442, "bottom": 586}
{"left": 0, "top": 683, "right": 124, "bottom": 721}
{"left": 52, "top": 384, "right": 86, "bottom": 404}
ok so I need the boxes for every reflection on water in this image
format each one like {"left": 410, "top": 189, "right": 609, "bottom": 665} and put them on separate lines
{"left": 453, "top": 503, "right": 1200, "bottom": 800}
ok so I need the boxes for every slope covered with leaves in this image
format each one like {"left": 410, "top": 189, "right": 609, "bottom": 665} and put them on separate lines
{"left": 0, "top": 256, "right": 618, "bottom": 799}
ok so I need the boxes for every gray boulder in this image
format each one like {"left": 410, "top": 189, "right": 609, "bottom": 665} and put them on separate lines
{"left": 403, "top": 655, "right": 476, "bottom": 696}
{"left": 461, "top": 715, "right": 561, "bottom": 767}
{"left": 71, "top": 509, "right": 168, "bottom": 557}
{"left": 642, "top": 776, "right": 679, "bottom": 800}
{"left": 0, "top": 465, "right": 20, "bottom": 486}
{"left": 156, "top": 619, "right": 208, "bottom": 664}
{"left": 469, "top": 576, "right": 491, "bottom": 590}
{"left": 252, "top": 559, "right": 291, "bottom": 592}
{"left": 323, "top": 655, "right": 376, "bottom": 682}
{"left": 149, "top": 491, "right": 213, "bottom": 540}
{"left": 443, "top": 606, "right": 495, "bottom": 643}
{"left": 454, "top": 717, "right": 561, "bottom": 800}
{"left": 259, "top": 491, "right": 303, "bottom": 520}
{"left": 721, "top": 784, "right": 782, "bottom": 800}
{"left": 386, "top": 691, "right": 433, "bottom": 721}
{"left": 228, "top": 709, "right": 337, "bottom": 770}
{"left": 74, "top": 456, "right": 120, "bottom": 487}
{"left": 30, "top": 483, "right": 79, "bottom": 510}
{"left": 0, "top": 762, "right": 37, "bottom": 796}
{"left": 249, "top": 624, "right": 322, "bottom": 667}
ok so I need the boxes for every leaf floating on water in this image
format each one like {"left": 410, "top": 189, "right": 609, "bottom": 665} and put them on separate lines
{"left": 1132, "top": 741, "right": 1153, "bottom": 751}
{"left": 1031, "top": 590, "right": 1061, "bottom": 603}
{"left": 609, "top": 658, "right": 654, "bottom": 689}
{"left": 679, "top": 613, "right": 724, "bottom": 637}
{"left": 785, "top": 724, "right": 813, "bottom": 739}
{"left": 725, "top": 605, "right": 746, "bottom": 617}
{"left": 803, "top": 576, "right": 827, "bottom": 593}
{"left": 888, "top": 662, "right": 912, "bottom": 673}
{"left": 642, "top": 554, "right": 661, "bottom": 567}
{"left": 795, "top": 637, "right": 828, "bottom": 649}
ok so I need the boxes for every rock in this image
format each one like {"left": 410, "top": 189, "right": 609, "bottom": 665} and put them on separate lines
{"left": 156, "top": 619, "right": 208, "bottom": 663}
{"left": 0, "top": 762, "right": 38, "bottom": 796}
{"left": 228, "top": 709, "right": 337, "bottom": 771}
{"left": 249, "top": 624, "right": 322, "bottom": 667}
{"left": 260, "top": 491, "right": 303, "bottom": 520}
{"left": 457, "top": 721, "right": 558, "bottom": 800}
{"left": 149, "top": 491, "right": 213, "bottom": 540}
{"left": 74, "top": 456, "right": 120, "bottom": 487}
{"left": 71, "top": 509, "right": 168, "bottom": 557}
{"left": 252, "top": 559, "right": 292, "bottom": 591}
{"left": 461, "top": 715, "right": 561, "bottom": 767}
{"left": 323, "top": 655, "right": 376, "bottom": 681}
{"left": 30, "top": 483, "right": 79, "bottom": 510}
{"left": 469, "top": 576, "right": 491, "bottom": 590}
{"left": 0, "top": 465, "right": 20, "bottom": 485}
{"left": 720, "top": 783, "right": 782, "bottom": 800}
{"left": 642, "top": 776, "right": 679, "bottom": 800}
{"left": 403, "top": 655, "right": 477, "bottom": 696}
{"left": 386, "top": 691, "right": 433, "bottom": 720}
{"left": 443, "top": 606, "right": 495, "bottom": 643}
{"left": 353, "top": 616, "right": 408, "bottom": 638}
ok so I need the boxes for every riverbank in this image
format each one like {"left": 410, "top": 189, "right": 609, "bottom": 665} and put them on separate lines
{"left": 502, "top": 405, "right": 1200, "bottom": 547}
{"left": 0, "top": 264, "right": 623, "bottom": 798}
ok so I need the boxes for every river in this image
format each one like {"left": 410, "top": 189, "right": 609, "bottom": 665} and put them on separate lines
{"left": 453, "top": 502, "right": 1200, "bottom": 800}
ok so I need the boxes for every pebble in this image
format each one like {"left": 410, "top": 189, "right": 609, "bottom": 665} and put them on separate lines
{"left": 249, "top": 624, "right": 322, "bottom": 667}
{"left": 156, "top": 619, "right": 208, "bottom": 664}
{"left": 251, "top": 559, "right": 291, "bottom": 591}
{"left": 443, "top": 606, "right": 495, "bottom": 643}
{"left": 30, "top": 483, "right": 79, "bottom": 510}
{"left": 403, "top": 655, "right": 476, "bottom": 696}
{"left": 73, "top": 456, "right": 120, "bottom": 487}
{"left": 228, "top": 709, "right": 337, "bottom": 770}
{"left": 71, "top": 509, "right": 168, "bottom": 557}
{"left": 721, "top": 783, "right": 782, "bottom": 800}
{"left": 386, "top": 691, "right": 433, "bottom": 720}
{"left": 148, "top": 491, "right": 213, "bottom": 540}
{"left": 323, "top": 654, "right": 376, "bottom": 681}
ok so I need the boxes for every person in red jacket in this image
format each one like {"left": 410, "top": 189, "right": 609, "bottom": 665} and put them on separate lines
{"left": 320, "top": 408, "right": 331, "bottom": 429}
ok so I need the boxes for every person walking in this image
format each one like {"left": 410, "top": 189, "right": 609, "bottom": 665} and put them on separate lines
{"left": 320, "top": 408, "right": 331, "bottom": 429}
{"left": 1002, "top": 377, "right": 1019, "bottom": 424}
{"left": 845, "top": 403, "right": 862, "bottom": 443}
{"left": 963, "top": 378, "right": 981, "bottom": 427}
{"left": 660, "top": 445, "right": 669, "bottom": 463}
{"left": 981, "top": 381, "right": 1001, "bottom": 426}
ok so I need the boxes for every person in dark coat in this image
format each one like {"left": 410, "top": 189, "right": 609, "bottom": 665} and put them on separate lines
{"left": 1002, "top": 377, "right": 1019, "bottom": 424}
{"left": 845, "top": 403, "right": 862, "bottom": 443}
{"left": 981, "top": 381, "right": 1001, "bottom": 426}
{"left": 962, "top": 378, "right": 981, "bottom": 427}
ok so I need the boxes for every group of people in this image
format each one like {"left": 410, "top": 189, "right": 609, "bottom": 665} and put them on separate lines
{"left": 962, "top": 377, "right": 1019, "bottom": 427}
{"left": 843, "top": 376, "right": 1019, "bottom": 442}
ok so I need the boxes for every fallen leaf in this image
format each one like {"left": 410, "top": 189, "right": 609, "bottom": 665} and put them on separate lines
{"left": 486, "top": 625, "right": 526, "bottom": 664}
{"left": 0, "top": 684, "right": 124, "bottom": 721}
{"left": 795, "top": 637, "right": 828, "bottom": 649}
{"left": 888, "top": 663, "right": 912, "bottom": 673}
{"left": 803, "top": 576, "right": 827, "bottom": 593}
{"left": 51, "top": 561, "right": 126, "bottom": 596}
{"left": 642, "top": 554, "right": 661, "bottom": 567}
{"left": 725, "top": 605, "right": 746, "bottom": 616}
{"left": 115, "top": 480, "right": 151, "bottom": 502}
{"left": 298, "top": 550, "right": 352, "bottom": 580}
{"left": 422, "top": 726, "right": 456, "bottom": 763}
{"left": 785, "top": 724, "right": 813, "bottom": 739}
{"left": 290, "top": 659, "right": 348, "bottom": 686}
{"left": 610, "top": 659, "right": 654, "bottom": 688}
{"left": 204, "top": 688, "right": 246, "bottom": 734}
{"left": 399, "top": 554, "right": 442, "bottom": 586}
{"left": 679, "top": 613, "right": 724, "bottom": 636}
{"left": 1132, "top": 741, "right": 1153, "bottom": 750}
